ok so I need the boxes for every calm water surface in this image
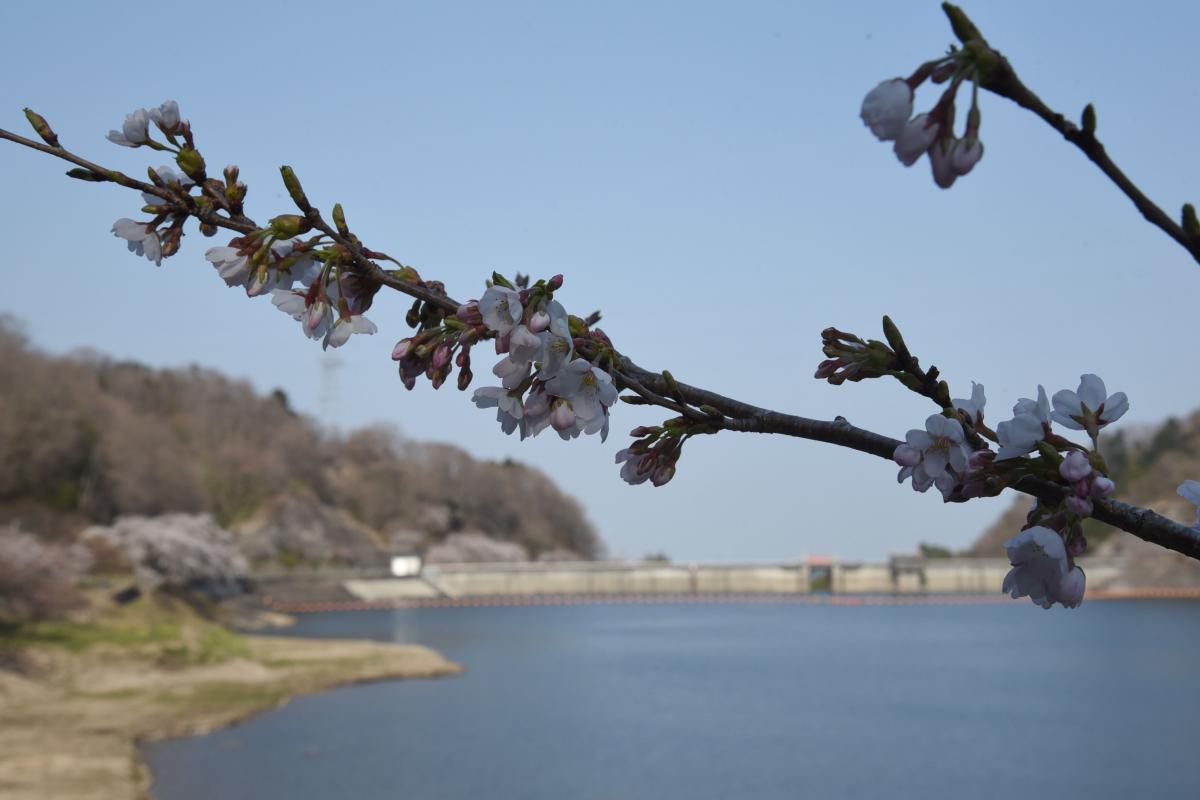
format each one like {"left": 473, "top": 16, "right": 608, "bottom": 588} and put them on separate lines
{"left": 145, "top": 601, "right": 1200, "bottom": 799}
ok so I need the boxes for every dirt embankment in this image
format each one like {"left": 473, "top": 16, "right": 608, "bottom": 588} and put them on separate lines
{"left": 0, "top": 602, "right": 460, "bottom": 800}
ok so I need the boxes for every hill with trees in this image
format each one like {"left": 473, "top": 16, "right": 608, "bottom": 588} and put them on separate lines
{"left": 0, "top": 317, "right": 601, "bottom": 569}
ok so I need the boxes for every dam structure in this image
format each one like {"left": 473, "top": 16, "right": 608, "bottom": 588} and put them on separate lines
{"left": 255, "top": 556, "right": 1142, "bottom": 611}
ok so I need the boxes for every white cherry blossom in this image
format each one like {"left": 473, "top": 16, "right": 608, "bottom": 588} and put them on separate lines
{"left": 507, "top": 324, "right": 543, "bottom": 366}
{"left": 106, "top": 108, "right": 150, "bottom": 147}
{"left": 615, "top": 448, "right": 653, "bottom": 485}
{"left": 860, "top": 78, "right": 913, "bottom": 141}
{"left": 1002, "top": 526, "right": 1077, "bottom": 609}
{"left": 111, "top": 218, "right": 162, "bottom": 265}
{"left": 322, "top": 314, "right": 377, "bottom": 350}
{"left": 996, "top": 385, "right": 1051, "bottom": 460}
{"left": 149, "top": 100, "right": 180, "bottom": 133}
{"left": 493, "top": 356, "right": 532, "bottom": 390}
{"left": 539, "top": 316, "right": 575, "bottom": 379}
{"left": 952, "top": 381, "right": 986, "bottom": 425}
{"left": 1051, "top": 374, "right": 1128, "bottom": 433}
{"left": 473, "top": 386, "right": 524, "bottom": 436}
{"left": 479, "top": 286, "right": 522, "bottom": 335}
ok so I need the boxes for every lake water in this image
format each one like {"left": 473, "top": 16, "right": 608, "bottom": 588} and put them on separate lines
{"left": 145, "top": 600, "right": 1200, "bottom": 799}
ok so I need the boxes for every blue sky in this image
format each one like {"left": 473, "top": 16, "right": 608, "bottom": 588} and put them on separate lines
{"left": 2, "top": 1, "right": 1198, "bottom": 561}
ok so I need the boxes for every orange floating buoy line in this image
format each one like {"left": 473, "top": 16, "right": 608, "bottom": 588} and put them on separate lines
{"left": 259, "top": 587, "right": 1200, "bottom": 615}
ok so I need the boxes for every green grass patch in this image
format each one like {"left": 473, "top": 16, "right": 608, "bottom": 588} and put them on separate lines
{"left": 0, "top": 619, "right": 181, "bottom": 652}
{"left": 157, "top": 681, "right": 287, "bottom": 711}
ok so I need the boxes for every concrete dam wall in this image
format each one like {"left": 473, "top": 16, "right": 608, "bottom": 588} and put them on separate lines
{"left": 334, "top": 558, "right": 1119, "bottom": 603}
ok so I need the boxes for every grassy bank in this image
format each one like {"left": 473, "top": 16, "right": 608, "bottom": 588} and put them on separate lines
{"left": 0, "top": 595, "right": 460, "bottom": 800}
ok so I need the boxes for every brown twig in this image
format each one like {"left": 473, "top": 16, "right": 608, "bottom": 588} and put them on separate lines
{"left": 942, "top": 3, "right": 1200, "bottom": 266}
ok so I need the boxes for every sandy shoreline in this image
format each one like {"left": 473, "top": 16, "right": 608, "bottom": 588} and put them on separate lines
{"left": 0, "top": 631, "right": 460, "bottom": 800}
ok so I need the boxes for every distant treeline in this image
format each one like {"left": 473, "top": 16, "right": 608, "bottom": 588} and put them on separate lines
{"left": 0, "top": 317, "right": 602, "bottom": 566}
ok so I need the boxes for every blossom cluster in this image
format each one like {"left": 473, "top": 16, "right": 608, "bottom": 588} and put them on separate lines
{"left": 892, "top": 374, "right": 1127, "bottom": 609}
{"left": 465, "top": 278, "right": 618, "bottom": 441}
{"left": 860, "top": 51, "right": 985, "bottom": 187}
{"left": 100, "top": 102, "right": 382, "bottom": 351}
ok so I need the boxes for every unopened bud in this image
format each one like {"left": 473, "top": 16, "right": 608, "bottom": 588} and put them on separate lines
{"left": 329, "top": 202, "right": 349, "bottom": 236}
{"left": 931, "top": 61, "right": 956, "bottom": 84}
{"left": 268, "top": 214, "right": 311, "bottom": 238}
{"left": 1067, "top": 532, "right": 1088, "bottom": 558}
{"left": 432, "top": 343, "right": 452, "bottom": 369}
{"left": 223, "top": 165, "right": 240, "bottom": 187}
{"left": 199, "top": 222, "right": 218, "bottom": 237}
{"left": 175, "top": 146, "right": 207, "bottom": 181}
{"left": 279, "top": 165, "right": 311, "bottom": 211}
{"left": 942, "top": 3, "right": 982, "bottom": 42}
{"left": 547, "top": 274, "right": 564, "bottom": 290}
{"left": 1064, "top": 495, "right": 1093, "bottom": 517}
{"left": 23, "top": 108, "right": 59, "bottom": 147}
{"left": 65, "top": 168, "right": 106, "bottom": 182}
{"left": 160, "top": 227, "right": 182, "bottom": 257}
{"left": 1059, "top": 450, "right": 1092, "bottom": 483}
{"left": 455, "top": 347, "right": 471, "bottom": 368}
{"left": 392, "top": 338, "right": 412, "bottom": 361}
{"left": 551, "top": 402, "right": 576, "bottom": 431}
{"left": 1183, "top": 204, "right": 1200, "bottom": 240}
{"left": 651, "top": 463, "right": 676, "bottom": 487}
{"left": 457, "top": 367, "right": 473, "bottom": 391}
{"left": 1090, "top": 475, "right": 1115, "bottom": 498}
{"left": 456, "top": 301, "right": 483, "bottom": 326}
{"left": 1081, "top": 104, "right": 1096, "bottom": 136}
{"left": 881, "top": 315, "right": 906, "bottom": 356}
{"left": 529, "top": 310, "right": 551, "bottom": 333}
{"left": 662, "top": 370, "right": 681, "bottom": 398}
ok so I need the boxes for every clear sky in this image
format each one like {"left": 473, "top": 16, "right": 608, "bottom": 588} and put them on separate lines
{"left": 3, "top": 1, "right": 1198, "bottom": 562}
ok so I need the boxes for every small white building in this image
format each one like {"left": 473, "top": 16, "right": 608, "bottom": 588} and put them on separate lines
{"left": 389, "top": 554, "right": 423, "bottom": 578}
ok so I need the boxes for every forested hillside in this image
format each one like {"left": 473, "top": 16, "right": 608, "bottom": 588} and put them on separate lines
{"left": 0, "top": 317, "right": 601, "bottom": 566}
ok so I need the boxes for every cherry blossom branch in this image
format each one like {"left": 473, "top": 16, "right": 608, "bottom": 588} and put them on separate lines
{"left": 940, "top": 4, "right": 1200, "bottom": 266}
{"left": 5, "top": 96, "right": 1200, "bottom": 602}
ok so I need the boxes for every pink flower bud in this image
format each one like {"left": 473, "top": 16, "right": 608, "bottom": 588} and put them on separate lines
{"left": 551, "top": 402, "right": 575, "bottom": 431}
{"left": 1065, "top": 495, "right": 1093, "bottom": 517}
{"left": 651, "top": 463, "right": 676, "bottom": 487}
{"left": 391, "top": 339, "right": 412, "bottom": 360}
{"left": 1060, "top": 450, "right": 1092, "bottom": 483}
{"left": 1068, "top": 533, "right": 1088, "bottom": 558}
{"left": 1090, "top": 476, "right": 1115, "bottom": 498}
{"left": 456, "top": 301, "right": 483, "bottom": 326}
{"left": 547, "top": 274, "right": 564, "bottom": 290}
{"left": 529, "top": 310, "right": 551, "bottom": 333}
{"left": 929, "top": 137, "right": 958, "bottom": 189}
{"left": 457, "top": 367, "right": 473, "bottom": 391}
{"left": 432, "top": 343, "right": 451, "bottom": 369}
{"left": 1056, "top": 567, "right": 1086, "bottom": 608}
